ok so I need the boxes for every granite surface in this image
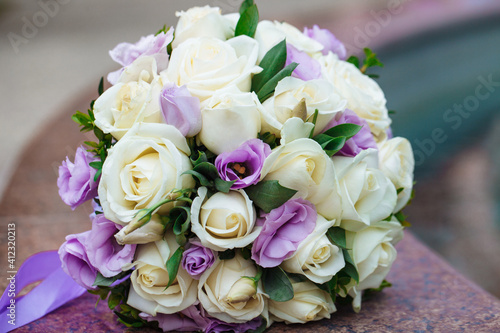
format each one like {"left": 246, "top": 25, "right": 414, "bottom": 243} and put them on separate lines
{"left": 10, "top": 232, "right": 500, "bottom": 333}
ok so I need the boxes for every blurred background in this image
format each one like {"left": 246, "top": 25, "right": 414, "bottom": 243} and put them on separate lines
{"left": 0, "top": 0, "right": 499, "bottom": 297}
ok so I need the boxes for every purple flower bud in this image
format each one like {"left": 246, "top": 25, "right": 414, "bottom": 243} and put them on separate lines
{"left": 285, "top": 43, "right": 321, "bottom": 81}
{"left": 58, "top": 231, "right": 98, "bottom": 290}
{"left": 251, "top": 198, "right": 317, "bottom": 268}
{"left": 57, "top": 146, "right": 99, "bottom": 210}
{"left": 108, "top": 30, "right": 174, "bottom": 84}
{"left": 323, "top": 109, "right": 377, "bottom": 157}
{"left": 181, "top": 239, "right": 215, "bottom": 280}
{"left": 304, "top": 25, "right": 347, "bottom": 59}
{"left": 160, "top": 83, "right": 202, "bottom": 137}
{"left": 215, "top": 139, "right": 271, "bottom": 190}
{"left": 85, "top": 214, "right": 136, "bottom": 278}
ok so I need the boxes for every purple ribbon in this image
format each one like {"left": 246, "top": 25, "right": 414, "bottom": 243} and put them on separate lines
{"left": 0, "top": 251, "right": 86, "bottom": 332}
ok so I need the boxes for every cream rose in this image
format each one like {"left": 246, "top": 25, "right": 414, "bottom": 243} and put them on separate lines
{"left": 255, "top": 20, "right": 323, "bottom": 61}
{"left": 320, "top": 53, "right": 391, "bottom": 139}
{"left": 378, "top": 137, "right": 415, "bottom": 213}
{"left": 281, "top": 215, "right": 345, "bottom": 284}
{"left": 346, "top": 219, "right": 404, "bottom": 311}
{"left": 199, "top": 88, "right": 262, "bottom": 154}
{"left": 98, "top": 123, "right": 194, "bottom": 225}
{"left": 172, "top": 6, "right": 233, "bottom": 48}
{"left": 261, "top": 138, "right": 342, "bottom": 221}
{"left": 125, "top": 232, "right": 198, "bottom": 315}
{"left": 166, "top": 36, "right": 261, "bottom": 101}
{"left": 198, "top": 253, "right": 267, "bottom": 323}
{"left": 261, "top": 77, "right": 345, "bottom": 137}
{"left": 268, "top": 280, "right": 335, "bottom": 324}
{"left": 191, "top": 187, "right": 261, "bottom": 251}
{"left": 94, "top": 56, "right": 164, "bottom": 140}
{"left": 333, "top": 149, "right": 397, "bottom": 232}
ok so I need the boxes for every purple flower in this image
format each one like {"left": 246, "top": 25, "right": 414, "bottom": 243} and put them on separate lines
{"left": 108, "top": 30, "right": 174, "bottom": 84}
{"left": 285, "top": 43, "right": 321, "bottom": 81}
{"left": 251, "top": 198, "right": 317, "bottom": 268}
{"left": 304, "top": 25, "right": 346, "bottom": 59}
{"left": 58, "top": 231, "right": 98, "bottom": 290}
{"left": 215, "top": 139, "right": 271, "bottom": 190}
{"left": 323, "top": 109, "right": 377, "bottom": 157}
{"left": 160, "top": 83, "right": 202, "bottom": 137}
{"left": 85, "top": 214, "right": 136, "bottom": 278}
{"left": 57, "top": 146, "right": 99, "bottom": 210}
{"left": 206, "top": 316, "right": 262, "bottom": 333}
{"left": 140, "top": 303, "right": 262, "bottom": 333}
{"left": 181, "top": 239, "right": 215, "bottom": 280}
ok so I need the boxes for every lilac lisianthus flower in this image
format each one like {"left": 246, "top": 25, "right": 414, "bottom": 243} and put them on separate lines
{"left": 85, "top": 214, "right": 136, "bottom": 278}
{"left": 304, "top": 25, "right": 347, "bottom": 59}
{"left": 181, "top": 239, "right": 215, "bottom": 280}
{"left": 285, "top": 43, "right": 321, "bottom": 81}
{"left": 160, "top": 83, "right": 202, "bottom": 137}
{"left": 252, "top": 198, "right": 317, "bottom": 268}
{"left": 215, "top": 139, "right": 271, "bottom": 190}
{"left": 108, "top": 30, "right": 174, "bottom": 84}
{"left": 323, "top": 109, "right": 377, "bottom": 157}
{"left": 57, "top": 146, "right": 99, "bottom": 210}
{"left": 58, "top": 231, "right": 98, "bottom": 290}
{"left": 140, "top": 302, "right": 262, "bottom": 333}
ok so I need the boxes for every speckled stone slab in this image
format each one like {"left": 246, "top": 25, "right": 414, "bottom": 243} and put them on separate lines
{"left": 11, "top": 232, "right": 500, "bottom": 333}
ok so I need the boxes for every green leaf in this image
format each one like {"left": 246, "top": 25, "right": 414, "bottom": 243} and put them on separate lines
{"left": 214, "top": 178, "right": 235, "bottom": 193}
{"left": 239, "top": 0, "right": 254, "bottom": 15}
{"left": 308, "top": 109, "right": 320, "bottom": 138}
{"left": 92, "top": 272, "right": 119, "bottom": 287}
{"left": 247, "top": 317, "right": 267, "bottom": 333}
{"left": 234, "top": 4, "right": 259, "bottom": 38}
{"left": 98, "top": 77, "right": 104, "bottom": 96}
{"left": 165, "top": 246, "right": 184, "bottom": 290}
{"left": 262, "top": 266, "right": 294, "bottom": 302}
{"left": 182, "top": 170, "right": 212, "bottom": 187}
{"left": 171, "top": 206, "right": 191, "bottom": 236}
{"left": 396, "top": 187, "right": 404, "bottom": 195}
{"left": 89, "top": 161, "right": 102, "bottom": 170}
{"left": 342, "top": 249, "right": 359, "bottom": 283}
{"left": 327, "top": 227, "right": 347, "bottom": 249}
{"left": 257, "top": 62, "right": 298, "bottom": 103}
{"left": 258, "top": 132, "right": 279, "bottom": 149}
{"left": 363, "top": 48, "right": 384, "bottom": 69}
{"left": 193, "top": 162, "right": 219, "bottom": 181}
{"left": 313, "top": 135, "right": 346, "bottom": 157}
{"left": 155, "top": 24, "right": 168, "bottom": 36}
{"left": 219, "top": 249, "right": 236, "bottom": 260}
{"left": 252, "top": 39, "right": 287, "bottom": 93}
{"left": 241, "top": 245, "right": 252, "bottom": 260}
{"left": 245, "top": 180, "right": 297, "bottom": 213}
{"left": 108, "top": 293, "right": 121, "bottom": 310}
{"left": 347, "top": 55, "right": 360, "bottom": 68}
{"left": 321, "top": 123, "right": 362, "bottom": 140}
{"left": 190, "top": 150, "right": 209, "bottom": 167}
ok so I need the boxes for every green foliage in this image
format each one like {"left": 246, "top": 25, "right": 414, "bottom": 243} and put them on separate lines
{"left": 165, "top": 246, "right": 184, "bottom": 290}
{"left": 258, "top": 132, "right": 279, "bottom": 149}
{"left": 239, "top": 0, "right": 255, "bottom": 15}
{"left": 183, "top": 154, "right": 235, "bottom": 194}
{"left": 347, "top": 48, "right": 384, "bottom": 76}
{"left": 248, "top": 317, "right": 268, "bottom": 333}
{"left": 257, "top": 63, "right": 298, "bottom": 103}
{"left": 92, "top": 271, "right": 130, "bottom": 288}
{"left": 219, "top": 249, "right": 236, "bottom": 260}
{"left": 312, "top": 123, "right": 362, "bottom": 157}
{"left": 326, "top": 227, "right": 347, "bottom": 250}
{"left": 245, "top": 180, "right": 297, "bottom": 213}
{"left": 235, "top": 4, "right": 259, "bottom": 38}
{"left": 71, "top": 77, "right": 113, "bottom": 182}
{"left": 262, "top": 266, "right": 294, "bottom": 302}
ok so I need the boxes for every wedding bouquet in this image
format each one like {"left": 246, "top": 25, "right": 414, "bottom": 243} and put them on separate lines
{"left": 56, "top": 1, "right": 415, "bottom": 331}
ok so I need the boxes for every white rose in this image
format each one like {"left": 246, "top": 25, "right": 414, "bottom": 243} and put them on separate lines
{"left": 125, "top": 232, "right": 198, "bottom": 315}
{"left": 269, "top": 280, "right": 335, "bottom": 324}
{"left": 333, "top": 149, "right": 397, "bottom": 232}
{"left": 378, "top": 137, "right": 415, "bottom": 213}
{"left": 346, "top": 219, "right": 404, "bottom": 311}
{"left": 166, "top": 36, "right": 261, "bottom": 102}
{"left": 281, "top": 215, "right": 345, "bottom": 284}
{"left": 172, "top": 6, "right": 233, "bottom": 48}
{"left": 261, "top": 77, "right": 345, "bottom": 137}
{"left": 94, "top": 57, "right": 164, "bottom": 140}
{"left": 98, "top": 123, "right": 194, "bottom": 225}
{"left": 199, "top": 88, "right": 261, "bottom": 154}
{"left": 191, "top": 187, "right": 261, "bottom": 251}
{"left": 320, "top": 53, "right": 391, "bottom": 139}
{"left": 198, "top": 253, "right": 267, "bottom": 323}
{"left": 261, "top": 138, "right": 342, "bottom": 221}
{"left": 115, "top": 214, "right": 165, "bottom": 245}
{"left": 255, "top": 20, "right": 323, "bottom": 61}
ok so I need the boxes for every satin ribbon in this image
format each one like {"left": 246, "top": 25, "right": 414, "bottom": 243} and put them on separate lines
{"left": 0, "top": 251, "right": 86, "bottom": 332}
